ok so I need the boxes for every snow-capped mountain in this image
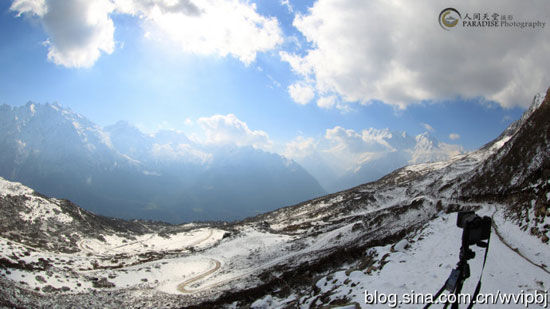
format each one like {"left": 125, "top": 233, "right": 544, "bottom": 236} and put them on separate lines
{"left": 0, "top": 88, "right": 548, "bottom": 308}
{"left": 0, "top": 103, "right": 325, "bottom": 222}
{"left": 326, "top": 130, "right": 463, "bottom": 192}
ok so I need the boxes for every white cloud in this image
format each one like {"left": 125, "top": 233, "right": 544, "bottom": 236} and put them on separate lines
{"left": 11, "top": 0, "right": 283, "bottom": 68}
{"left": 325, "top": 126, "right": 396, "bottom": 154}
{"left": 288, "top": 82, "right": 315, "bottom": 105}
{"left": 449, "top": 133, "right": 460, "bottom": 140}
{"left": 11, "top": 0, "right": 115, "bottom": 68}
{"left": 10, "top": 0, "right": 46, "bottom": 16}
{"left": 151, "top": 143, "right": 212, "bottom": 164}
{"left": 316, "top": 95, "right": 337, "bottom": 109}
{"left": 280, "top": 0, "right": 293, "bottom": 13}
{"left": 325, "top": 126, "right": 366, "bottom": 153}
{"left": 422, "top": 123, "right": 435, "bottom": 132}
{"left": 283, "top": 136, "right": 317, "bottom": 159}
{"left": 282, "top": 0, "right": 550, "bottom": 109}
{"left": 117, "top": 0, "right": 283, "bottom": 65}
{"left": 289, "top": 126, "right": 463, "bottom": 177}
{"left": 197, "top": 114, "right": 272, "bottom": 149}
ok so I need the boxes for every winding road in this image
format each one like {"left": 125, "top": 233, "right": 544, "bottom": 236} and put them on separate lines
{"left": 174, "top": 205, "right": 550, "bottom": 295}
{"left": 177, "top": 259, "right": 222, "bottom": 293}
{"left": 77, "top": 228, "right": 215, "bottom": 256}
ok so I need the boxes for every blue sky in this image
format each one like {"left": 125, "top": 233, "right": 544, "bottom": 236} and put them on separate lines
{"left": 1, "top": 0, "right": 548, "bottom": 165}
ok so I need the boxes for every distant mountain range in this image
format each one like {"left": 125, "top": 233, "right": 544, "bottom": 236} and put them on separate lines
{"left": 0, "top": 103, "right": 325, "bottom": 223}
{"left": 296, "top": 129, "right": 463, "bottom": 193}
{"left": 0, "top": 89, "right": 547, "bottom": 308}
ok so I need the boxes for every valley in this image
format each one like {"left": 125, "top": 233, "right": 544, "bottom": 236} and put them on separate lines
{"left": 0, "top": 89, "right": 549, "bottom": 308}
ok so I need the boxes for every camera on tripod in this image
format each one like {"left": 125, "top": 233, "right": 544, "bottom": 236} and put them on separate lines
{"left": 456, "top": 211, "right": 491, "bottom": 247}
{"left": 425, "top": 210, "right": 493, "bottom": 309}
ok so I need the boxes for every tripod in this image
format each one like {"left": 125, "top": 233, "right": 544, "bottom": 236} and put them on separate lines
{"left": 424, "top": 215, "right": 491, "bottom": 309}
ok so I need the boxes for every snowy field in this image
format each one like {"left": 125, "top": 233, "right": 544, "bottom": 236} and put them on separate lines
{"left": 251, "top": 205, "right": 550, "bottom": 308}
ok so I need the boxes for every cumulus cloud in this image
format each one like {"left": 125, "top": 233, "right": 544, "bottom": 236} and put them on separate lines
{"left": 11, "top": 0, "right": 283, "bottom": 67}
{"left": 325, "top": 126, "right": 397, "bottom": 154}
{"left": 115, "top": 0, "right": 200, "bottom": 16}
{"left": 197, "top": 114, "right": 272, "bottom": 149}
{"left": 283, "top": 136, "right": 317, "bottom": 159}
{"left": 325, "top": 126, "right": 365, "bottom": 153}
{"left": 117, "top": 0, "right": 283, "bottom": 65}
{"left": 283, "top": 126, "right": 463, "bottom": 179}
{"left": 449, "top": 133, "right": 460, "bottom": 140}
{"left": 11, "top": 0, "right": 116, "bottom": 68}
{"left": 10, "top": 0, "right": 46, "bottom": 16}
{"left": 282, "top": 0, "right": 550, "bottom": 109}
{"left": 288, "top": 82, "right": 315, "bottom": 105}
{"left": 316, "top": 95, "right": 336, "bottom": 109}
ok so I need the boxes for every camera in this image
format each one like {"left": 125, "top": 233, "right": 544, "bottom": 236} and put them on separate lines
{"left": 456, "top": 211, "right": 491, "bottom": 246}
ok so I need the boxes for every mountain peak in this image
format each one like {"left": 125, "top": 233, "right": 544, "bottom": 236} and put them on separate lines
{"left": 463, "top": 87, "right": 550, "bottom": 196}
{"left": 415, "top": 131, "right": 439, "bottom": 145}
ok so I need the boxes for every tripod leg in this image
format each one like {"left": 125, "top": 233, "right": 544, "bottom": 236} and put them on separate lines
{"left": 451, "top": 272, "right": 467, "bottom": 309}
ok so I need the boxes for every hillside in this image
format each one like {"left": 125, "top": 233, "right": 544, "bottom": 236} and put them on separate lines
{"left": 0, "top": 103, "right": 325, "bottom": 223}
{"left": 0, "top": 89, "right": 548, "bottom": 308}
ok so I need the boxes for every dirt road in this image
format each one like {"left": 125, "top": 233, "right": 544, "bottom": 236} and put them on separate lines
{"left": 177, "top": 259, "right": 222, "bottom": 293}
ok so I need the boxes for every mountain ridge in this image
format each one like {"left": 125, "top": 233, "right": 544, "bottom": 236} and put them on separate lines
{"left": 0, "top": 102, "right": 325, "bottom": 223}
{"left": 0, "top": 88, "right": 548, "bottom": 307}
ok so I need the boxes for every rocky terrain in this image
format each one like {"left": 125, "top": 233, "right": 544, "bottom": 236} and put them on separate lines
{"left": 0, "top": 88, "right": 549, "bottom": 308}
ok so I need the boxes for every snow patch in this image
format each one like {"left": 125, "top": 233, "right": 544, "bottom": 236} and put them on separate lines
{"left": 393, "top": 239, "right": 408, "bottom": 252}
{"left": 491, "top": 135, "right": 511, "bottom": 151}
{"left": 79, "top": 228, "right": 225, "bottom": 256}
{"left": 18, "top": 196, "right": 73, "bottom": 223}
{"left": 0, "top": 177, "right": 34, "bottom": 196}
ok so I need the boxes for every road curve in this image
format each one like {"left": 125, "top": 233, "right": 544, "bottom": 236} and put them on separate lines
{"left": 177, "top": 259, "right": 222, "bottom": 293}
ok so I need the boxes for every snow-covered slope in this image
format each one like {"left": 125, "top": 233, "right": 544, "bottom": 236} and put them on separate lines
{"left": 253, "top": 208, "right": 549, "bottom": 308}
{"left": 0, "top": 88, "right": 549, "bottom": 308}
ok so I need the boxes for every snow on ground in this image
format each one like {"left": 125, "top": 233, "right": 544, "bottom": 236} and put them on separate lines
{"left": 250, "top": 293, "right": 298, "bottom": 308}
{"left": 18, "top": 196, "right": 73, "bottom": 223}
{"left": 0, "top": 236, "right": 95, "bottom": 293}
{"left": 404, "top": 160, "right": 452, "bottom": 174}
{"left": 78, "top": 228, "right": 225, "bottom": 256}
{"left": 0, "top": 225, "right": 227, "bottom": 295}
{"left": 0, "top": 177, "right": 73, "bottom": 223}
{"left": 0, "top": 177, "right": 33, "bottom": 196}
{"left": 5, "top": 268, "right": 93, "bottom": 293}
{"left": 402, "top": 131, "right": 512, "bottom": 184}
{"left": 491, "top": 136, "right": 512, "bottom": 151}
{"left": 270, "top": 195, "right": 346, "bottom": 231}
{"left": 492, "top": 208, "right": 550, "bottom": 269}
{"left": 187, "top": 227, "right": 295, "bottom": 287}
{"left": 277, "top": 206, "right": 550, "bottom": 308}
{"left": 102, "top": 256, "right": 216, "bottom": 294}
{"left": 75, "top": 226, "right": 296, "bottom": 296}
{"left": 2, "top": 176, "right": 548, "bottom": 307}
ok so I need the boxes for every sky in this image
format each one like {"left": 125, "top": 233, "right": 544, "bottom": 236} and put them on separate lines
{"left": 1, "top": 0, "right": 549, "bottom": 174}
